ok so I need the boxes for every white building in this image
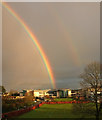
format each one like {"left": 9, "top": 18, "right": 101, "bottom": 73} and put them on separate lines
{"left": 34, "top": 89, "right": 51, "bottom": 98}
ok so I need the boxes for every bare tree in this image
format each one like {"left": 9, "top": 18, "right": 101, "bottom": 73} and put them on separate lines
{"left": 80, "top": 62, "right": 102, "bottom": 120}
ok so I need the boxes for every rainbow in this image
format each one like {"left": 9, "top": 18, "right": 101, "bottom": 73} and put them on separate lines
{"left": 47, "top": 5, "right": 81, "bottom": 66}
{"left": 3, "top": 2, "right": 56, "bottom": 89}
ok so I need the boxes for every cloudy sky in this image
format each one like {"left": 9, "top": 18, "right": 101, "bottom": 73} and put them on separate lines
{"left": 2, "top": 2, "right": 100, "bottom": 91}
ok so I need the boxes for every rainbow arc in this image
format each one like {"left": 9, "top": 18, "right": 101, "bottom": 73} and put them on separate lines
{"left": 3, "top": 2, "right": 56, "bottom": 89}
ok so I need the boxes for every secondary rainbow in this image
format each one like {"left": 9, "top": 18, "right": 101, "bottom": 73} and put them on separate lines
{"left": 47, "top": 5, "right": 81, "bottom": 66}
{"left": 3, "top": 2, "right": 56, "bottom": 89}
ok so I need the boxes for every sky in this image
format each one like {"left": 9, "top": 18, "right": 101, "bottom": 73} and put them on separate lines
{"left": 2, "top": 2, "right": 100, "bottom": 91}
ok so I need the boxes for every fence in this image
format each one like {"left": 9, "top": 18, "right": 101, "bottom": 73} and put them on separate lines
{"left": 43, "top": 101, "right": 90, "bottom": 104}
{"left": 2, "top": 103, "right": 41, "bottom": 119}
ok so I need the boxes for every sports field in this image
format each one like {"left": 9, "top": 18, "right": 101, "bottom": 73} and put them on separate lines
{"left": 17, "top": 104, "right": 95, "bottom": 118}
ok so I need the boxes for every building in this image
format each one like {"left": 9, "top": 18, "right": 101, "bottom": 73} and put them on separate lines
{"left": 22, "top": 89, "right": 34, "bottom": 96}
{"left": 86, "top": 87, "right": 102, "bottom": 101}
{"left": 34, "top": 89, "right": 51, "bottom": 98}
{"left": 15, "top": 88, "right": 72, "bottom": 99}
{"left": 67, "top": 89, "right": 85, "bottom": 99}
{"left": 46, "top": 89, "right": 57, "bottom": 98}
{"left": 62, "top": 89, "right": 72, "bottom": 97}
{"left": 47, "top": 89, "right": 72, "bottom": 98}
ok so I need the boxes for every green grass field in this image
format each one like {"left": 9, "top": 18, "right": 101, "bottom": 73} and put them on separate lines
{"left": 16, "top": 104, "right": 96, "bottom": 118}
{"left": 54, "top": 98, "right": 73, "bottom": 101}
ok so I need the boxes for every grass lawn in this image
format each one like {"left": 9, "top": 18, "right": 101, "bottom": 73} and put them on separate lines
{"left": 16, "top": 104, "right": 97, "bottom": 118}
{"left": 54, "top": 98, "right": 73, "bottom": 101}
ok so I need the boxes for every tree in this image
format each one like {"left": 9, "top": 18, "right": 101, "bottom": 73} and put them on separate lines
{"left": 80, "top": 62, "right": 102, "bottom": 120}
{"left": 0, "top": 86, "right": 6, "bottom": 94}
